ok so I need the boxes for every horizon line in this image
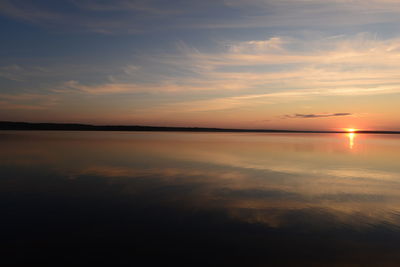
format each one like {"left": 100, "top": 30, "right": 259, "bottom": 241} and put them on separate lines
{"left": 1, "top": 121, "right": 400, "bottom": 134}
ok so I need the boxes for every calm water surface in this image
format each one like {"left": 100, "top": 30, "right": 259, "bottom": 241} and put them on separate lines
{"left": 2, "top": 131, "right": 400, "bottom": 266}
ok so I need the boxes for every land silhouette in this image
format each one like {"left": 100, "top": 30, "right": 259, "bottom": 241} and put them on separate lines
{"left": 1, "top": 121, "right": 400, "bottom": 134}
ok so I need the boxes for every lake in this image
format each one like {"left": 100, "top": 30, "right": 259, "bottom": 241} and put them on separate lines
{"left": 1, "top": 131, "right": 400, "bottom": 266}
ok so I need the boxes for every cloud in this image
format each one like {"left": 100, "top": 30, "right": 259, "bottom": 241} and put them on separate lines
{"left": 0, "top": 0, "right": 61, "bottom": 23}
{"left": 61, "top": 80, "right": 143, "bottom": 94}
{"left": 137, "top": 33, "right": 400, "bottom": 110}
{"left": 17, "top": 32, "right": 400, "bottom": 117}
{"left": 50, "top": 31, "right": 400, "bottom": 113}
{"left": 13, "top": 32, "right": 400, "bottom": 99}
{"left": 284, "top": 113, "right": 353, "bottom": 119}
{"left": 149, "top": 84, "right": 397, "bottom": 113}
{"left": 222, "top": 0, "right": 400, "bottom": 25}
{"left": 228, "top": 37, "right": 287, "bottom": 53}
{"left": 0, "top": 64, "right": 54, "bottom": 81}
{"left": 0, "top": 0, "right": 150, "bottom": 34}
{"left": 60, "top": 80, "right": 238, "bottom": 95}
{"left": 0, "top": 93, "right": 58, "bottom": 110}
{"left": 3, "top": 0, "right": 400, "bottom": 34}
{"left": 0, "top": 0, "right": 232, "bottom": 34}
{"left": 70, "top": 0, "right": 181, "bottom": 15}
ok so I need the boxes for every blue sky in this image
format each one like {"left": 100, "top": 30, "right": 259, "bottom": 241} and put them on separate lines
{"left": 2, "top": 0, "right": 400, "bottom": 130}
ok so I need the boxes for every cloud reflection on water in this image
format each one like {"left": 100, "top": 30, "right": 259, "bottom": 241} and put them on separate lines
{"left": 2, "top": 131, "right": 400, "bottom": 265}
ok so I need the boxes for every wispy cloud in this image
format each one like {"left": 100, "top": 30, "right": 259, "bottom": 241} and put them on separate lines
{"left": 0, "top": 93, "right": 59, "bottom": 110}
{"left": 228, "top": 37, "right": 287, "bottom": 53}
{"left": 0, "top": 0, "right": 230, "bottom": 34}
{"left": 0, "top": 0, "right": 61, "bottom": 23}
{"left": 6, "top": 32, "right": 400, "bottom": 118}
{"left": 60, "top": 33, "right": 400, "bottom": 94}
{"left": 3, "top": 0, "right": 400, "bottom": 34}
{"left": 70, "top": 0, "right": 181, "bottom": 15}
{"left": 0, "top": 64, "right": 52, "bottom": 81}
{"left": 284, "top": 113, "right": 352, "bottom": 119}
{"left": 0, "top": 0, "right": 147, "bottom": 34}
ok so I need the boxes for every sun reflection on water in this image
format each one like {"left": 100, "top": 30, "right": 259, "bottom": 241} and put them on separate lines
{"left": 347, "top": 132, "right": 355, "bottom": 149}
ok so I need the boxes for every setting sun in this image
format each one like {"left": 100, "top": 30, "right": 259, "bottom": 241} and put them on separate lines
{"left": 346, "top": 128, "right": 357, "bottom": 133}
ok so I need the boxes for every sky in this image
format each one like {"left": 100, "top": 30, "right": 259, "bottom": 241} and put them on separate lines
{"left": 1, "top": 0, "right": 400, "bottom": 130}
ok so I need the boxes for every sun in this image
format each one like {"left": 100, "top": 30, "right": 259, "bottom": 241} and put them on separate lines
{"left": 346, "top": 128, "right": 357, "bottom": 133}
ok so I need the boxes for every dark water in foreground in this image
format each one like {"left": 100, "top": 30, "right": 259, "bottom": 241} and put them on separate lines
{"left": 2, "top": 131, "right": 400, "bottom": 266}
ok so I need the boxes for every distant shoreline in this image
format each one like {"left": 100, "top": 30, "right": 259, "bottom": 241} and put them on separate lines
{"left": 1, "top": 121, "right": 400, "bottom": 134}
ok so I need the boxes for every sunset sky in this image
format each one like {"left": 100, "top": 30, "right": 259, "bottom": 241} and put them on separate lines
{"left": 1, "top": 0, "right": 400, "bottom": 130}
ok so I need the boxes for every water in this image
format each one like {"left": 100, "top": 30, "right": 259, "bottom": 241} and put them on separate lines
{"left": 2, "top": 131, "right": 400, "bottom": 266}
